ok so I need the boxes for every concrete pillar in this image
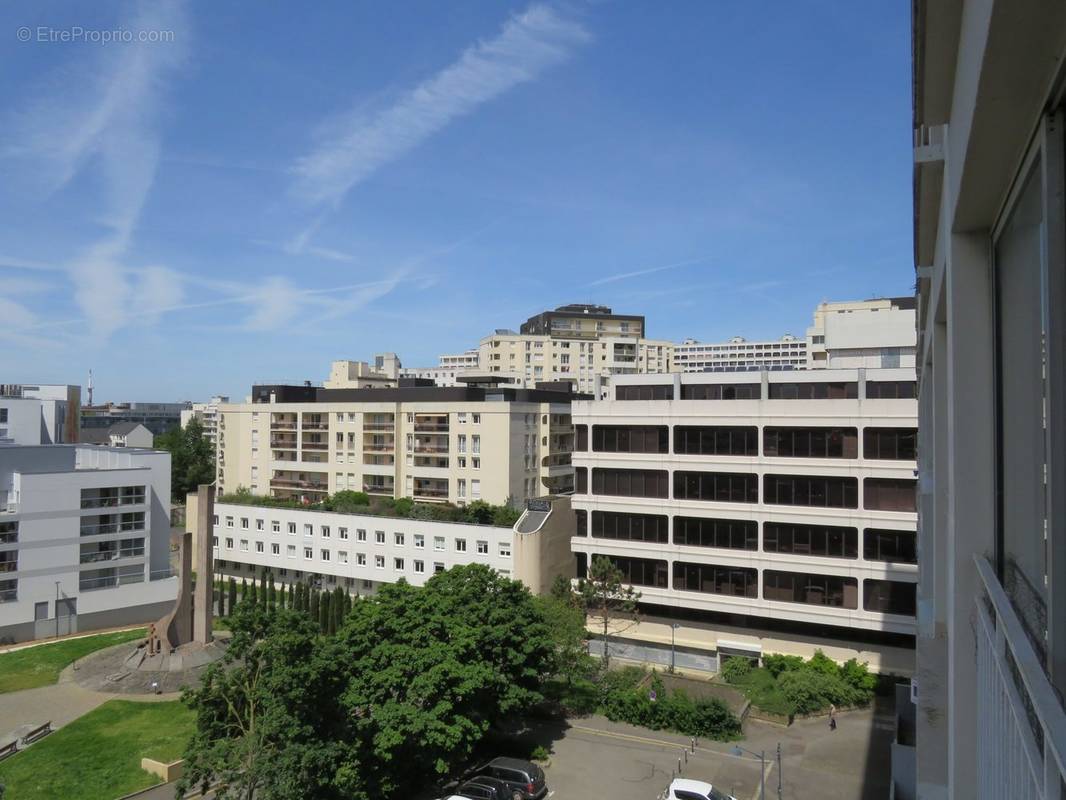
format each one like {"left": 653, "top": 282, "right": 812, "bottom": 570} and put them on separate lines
{"left": 193, "top": 483, "right": 215, "bottom": 644}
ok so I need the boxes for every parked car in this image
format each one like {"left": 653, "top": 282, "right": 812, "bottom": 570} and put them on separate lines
{"left": 660, "top": 778, "right": 737, "bottom": 800}
{"left": 451, "top": 775, "right": 512, "bottom": 800}
{"left": 476, "top": 756, "right": 548, "bottom": 800}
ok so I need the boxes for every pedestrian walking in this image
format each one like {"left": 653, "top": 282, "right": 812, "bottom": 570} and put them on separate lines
{"left": 829, "top": 703, "right": 837, "bottom": 731}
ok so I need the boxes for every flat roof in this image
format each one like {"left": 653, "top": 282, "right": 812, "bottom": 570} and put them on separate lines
{"left": 250, "top": 384, "right": 588, "bottom": 404}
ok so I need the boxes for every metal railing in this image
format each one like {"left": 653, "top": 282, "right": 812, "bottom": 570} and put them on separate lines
{"left": 269, "top": 478, "right": 328, "bottom": 491}
{"left": 0, "top": 589, "right": 16, "bottom": 603}
{"left": 80, "top": 495, "right": 145, "bottom": 509}
{"left": 363, "top": 444, "right": 394, "bottom": 452}
{"left": 79, "top": 572, "right": 145, "bottom": 591}
{"left": 363, "top": 422, "right": 395, "bottom": 431}
{"left": 0, "top": 561, "right": 16, "bottom": 573}
{"left": 413, "top": 488, "right": 449, "bottom": 498}
{"left": 270, "top": 422, "right": 297, "bottom": 431}
{"left": 0, "top": 533, "right": 17, "bottom": 545}
{"left": 301, "top": 442, "right": 328, "bottom": 450}
{"left": 363, "top": 484, "right": 394, "bottom": 495}
{"left": 79, "top": 547, "right": 144, "bottom": 564}
{"left": 301, "top": 421, "right": 329, "bottom": 431}
{"left": 80, "top": 521, "right": 145, "bottom": 536}
{"left": 150, "top": 568, "right": 175, "bottom": 581}
{"left": 413, "top": 424, "right": 449, "bottom": 433}
{"left": 974, "top": 555, "right": 1066, "bottom": 799}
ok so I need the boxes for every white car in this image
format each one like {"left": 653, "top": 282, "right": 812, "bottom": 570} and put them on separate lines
{"left": 660, "top": 778, "right": 737, "bottom": 800}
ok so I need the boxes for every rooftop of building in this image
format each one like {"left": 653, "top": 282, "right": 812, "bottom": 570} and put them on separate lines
{"left": 247, "top": 382, "right": 589, "bottom": 405}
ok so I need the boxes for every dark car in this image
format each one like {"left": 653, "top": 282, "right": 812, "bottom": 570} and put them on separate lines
{"left": 454, "top": 776, "right": 511, "bottom": 800}
{"left": 476, "top": 757, "right": 547, "bottom": 800}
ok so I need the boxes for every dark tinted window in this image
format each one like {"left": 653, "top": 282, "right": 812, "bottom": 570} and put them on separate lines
{"left": 865, "top": 380, "right": 917, "bottom": 399}
{"left": 596, "top": 554, "right": 668, "bottom": 588}
{"left": 592, "top": 425, "right": 669, "bottom": 453}
{"left": 763, "top": 570, "right": 858, "bottom": 608}
{"left": 591, "top": 511, "right": 668, "bottom": 543}
{"left": 763, "top": 427, "right": 858, "bottom": 458}
{"left": 575, "top": 467, "right": 587, "bottom": 494}
{"left": 863, "top": 479, "right": 917, "bottom": 512}
{"left": 574, "top": 510, "right": 587, "bottom": 537}
{"left": 763, "top": 475, "right": 858, "bottom": 508}
{"left": 574, "top": 424, "right": 588, "bottom": 451}
{"left": 680, "top": 383, "right": 760, "bottom": 400}
{"left": 674, "top": 471, "right": 759, "bottom": 503}
{"left": 863, "top": 579, "right": 917, "bottom": 615}
{"left": 763, "top": 522, "right": 857, "bottom": 558}
{"left": 768, "top": 382, "right": 858, "bottom": 400}
{"left": 863, "top": 428, "right": 917, "bottom": 460}
{"left": 674, "top": 426, "right": 758, "bottom": 456}
{"left": 616, "top": 384, "right": 672, "bottom": 400}
{"left": 591, "top": 468, "right": 669, "bottom": 498}
{"left": 863, "top": 528, "right": 917, "bottom": 563}
{"left": 673, "top": 562, "right": 758, "bottom": 598}
{"left": 673, "top": 517, "right": 757, "bottom": 550}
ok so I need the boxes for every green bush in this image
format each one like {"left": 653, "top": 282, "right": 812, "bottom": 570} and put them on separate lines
{"left": 762, "top": 653, "right": 805, "bottom": 677}
{"left": 529, "top": 745, "right": 551, "bottom": 762}
{"left": 840, "top": 658, "right": 878, "bottom": 693}
{"left": 719, "top": 656, "right": 753, "bottom": 684}
{"left": 805, "top": 650, "right": 841, "bottom": 677}
{"left": 777, "top": 669, "right": 865, "bottom": 715}
{"left": 600, "top": 678, "right": 741, "bottom": 740}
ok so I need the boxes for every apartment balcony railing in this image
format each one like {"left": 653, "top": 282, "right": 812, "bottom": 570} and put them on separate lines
{"left": 80, "top": 572, "right": 145, "bottom": 591}
{"left": 0, "top": 561, "right": 16, "bottom": 574}
{"left": 412, "top": 444, "right": 449, "bottom": 453}
{"left": 0, "top": 533, "right": 17, "bottom": 545}
{"left": 363, "top": 444, "right": 395, "bottom": 452}
{"left": 542, "top": 453, "right": 572, "bottom": 468}
{"left": 301, "top": 421, "right": 329, "bottom": 431}
{"left": 79, "top": 547, "right": 144, "bottom": 564}
{"left": 270, "top": 422, "right": 297, "bottom": 431}
{"left": 150, "top": 568, "right": 175, "bottom": 581}
{"left": 301, "top": 442, "right": 328, "bottom": 451}
{"left": 974, "top": 555, "right": 1066, "bottom": 798}
{"left": 413, "top": 423, "right": 449, "bottom": 433}
{"left": 80, "top": 495, "right": 145, "bottom": 509}
{"left": 413, "top": 488, "right": 449, "bottom": 499}
{"left": 363, "top": 422, "right": 395, "bottom": 432}
{"left": 0, "top": 589, "right": 16, "bottom": 603}
{"left": 269, "top": 438, "right": 297, "bottom": 449}
{"left": 80, "top": 522, "right": 145, "bottom": 536}
{"left": 269, "top": 478, "right": 328, "bottom": 492}
{"left": 363, "top": 483, "right": 395, "bottom": 495}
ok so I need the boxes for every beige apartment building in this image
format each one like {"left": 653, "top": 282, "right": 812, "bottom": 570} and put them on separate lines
{"left": 215, "top": 383, "right": 577, "bottom": 507}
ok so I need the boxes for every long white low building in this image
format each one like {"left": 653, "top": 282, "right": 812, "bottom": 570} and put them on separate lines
{"left": 570, "top": 369, "right": 918, "bottom": 674}
{"left": 0, "top": 445, "right": 177, "bottom": 643}
{"left": 194, "top": 495, "right": 575, "bottom": 597}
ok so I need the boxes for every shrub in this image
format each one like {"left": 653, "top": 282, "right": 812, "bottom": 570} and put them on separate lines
{"left": 805, "top": 650, "right": 841, "bottom": 677}
{"left": 762, "top": 653, "right": 805, "bottom": 678}
{"left": 719, "top": 656, "right": 753, "bottom": 684}
{"left": 777, "top": 669, "right": 865, "bottom": 715}
{"left": 601, "top": 681, "right": 740, "bottom": 739}
{"left": 840, "top": 658, "right": 878, "bottom": 693}
{"left": 529, "top": 745, "right": 551, "bottom": 762}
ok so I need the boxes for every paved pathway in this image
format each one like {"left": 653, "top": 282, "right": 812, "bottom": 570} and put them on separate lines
{"left": 0, "top": 660, "right": 180, "bottom": 749}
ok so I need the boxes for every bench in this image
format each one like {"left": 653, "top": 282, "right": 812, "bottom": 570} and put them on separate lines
{"left": 21, "top": 721, "right": 52, "bottom": 745}
{"left": 0, "top": 740, "right": 17, "bottom": 761}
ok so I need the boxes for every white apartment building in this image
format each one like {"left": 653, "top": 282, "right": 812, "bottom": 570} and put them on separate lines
{"left": 195, "top": 495, "right": 574, "bottom": 597}
{"left": 180, "top": 396, "right": 230, "bottom": 445}
{"left": 912, "top": 2, "right": 1066, "bottom": 798}
{"left": 324, "top": 354, "right": 402, "bottom": 389}
{"left": 0, "top": 444, "right": 177, "bottom": 643}
{"left": 806, "top": 297, "right": 916, "bottom": 370}
{"left": 216, "top": 383, "right": 576, "bottom": 507}
{"left": 674, "top": 335, "right": 807, "bottom": 372}
{"left": 0, "top": 384, "right": 81, "bottom": 445}
{"left": 571, "top": 369, "right": 918, "bottom": 675}
{"left": 400, "top": 350, "right": 481, "bottom": 387}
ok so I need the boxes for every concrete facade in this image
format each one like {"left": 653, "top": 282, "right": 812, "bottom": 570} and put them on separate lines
{"left": 180, "top": 396, "right": 229, "bottom": 445}
{"left": 674, "top": 335, "right": 807, "bottom": 373}
{"left": 571, "top": 369, "right": 917, "bottom": 669}
{"left": 912, "top": 1, "right": 1066, "bottom": 797}
{"left": 0, "top": 384, "right": 81, "bottom": 446}
{"left": 200, "top": 495, "right": 575, "bottom": 596}
{"left": 806, "top": 297, "right": 917, "bottom": 370}
{"left": 0, "top": 445, "right": 177, "bottom": 643}
{"left": 215, "top": 385, "right": 577, "bottom": 506}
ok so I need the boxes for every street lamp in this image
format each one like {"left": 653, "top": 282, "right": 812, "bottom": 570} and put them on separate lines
{"left": 730, "top": 744, "right": 766, "bottom": 800}
{"left": 669, "top": 623, "right": 681, "bottom": 673}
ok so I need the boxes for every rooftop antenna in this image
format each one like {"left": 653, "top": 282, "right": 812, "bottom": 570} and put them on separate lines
{"left": 87, "top": 369, "right": 94, "bottom": 406}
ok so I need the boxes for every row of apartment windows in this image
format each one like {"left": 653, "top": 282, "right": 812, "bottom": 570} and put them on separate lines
{"left": 574, "top": 425, "right": 916, "bottom": 461}
{"left": 216, "top": 537, "right": 511, "bottom": 560}
{"left": 577, "top": 554, "right": 915, "bottom": 615}
{"left": 573, "top": 510, "right": 916, "bottom": 562}
{"left": 574, "top": 468, "right": 917, "bottom": 512}
{"left": 215, "top": 517, "right": 503, "bottom": 552}
{"left": 614, "top": 380, "right": 916, "bottom": 402}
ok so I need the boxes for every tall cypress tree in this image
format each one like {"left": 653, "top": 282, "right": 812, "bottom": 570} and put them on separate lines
{"left": 309, "top": 588, "right": 319, "bottom": 622}
{"left": 289, "top": 583, "right": 295, "bottom": 610}
{"left": 320, "top": 592, "right": 331, "bottom": 634}
{"left": 240, "top": 578, "right": 247, "bottom": 604}
{"left": 268, "top": 574, "right": 276, "bottom": 612}
{"left": 228, "top": 577, "right": 237, "bottom": 614}
{"left": 249, "top": 578, "right": 258, "bottom": 606}
{"left": 278, "top": 581, "right": 286, "bottom": 610}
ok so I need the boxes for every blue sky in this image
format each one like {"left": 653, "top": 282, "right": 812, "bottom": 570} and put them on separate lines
{"left": 0, "top": 1, "right": 913, "bottom": 402}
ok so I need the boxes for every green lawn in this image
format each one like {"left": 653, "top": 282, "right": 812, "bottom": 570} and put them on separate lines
{"left": 727, "top": 668, "right": 795, "bottom": 717}
{"left": 0, "top": 700, "right": 195, "bottom": 800}
{"left": 0, "top": 628, "right": 146, "bottom": 694}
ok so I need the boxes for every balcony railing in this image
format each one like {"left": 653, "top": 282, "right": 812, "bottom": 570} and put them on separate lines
{"left": 79, "top": 547, "right": 144, "bottom": 564}
{"left": 80, "top": 495, "right": 145, "bottom": 509}
{"left": 269, "top": 478, "right": 328, "bottom": 492}
{"left": 363, "top": 422, "right": 395, "bottom": 431}
{"left": 80, "top": 522, "right": 145, "bottom": 536}
{"left": 80, "top": 572, "right": 145, "bottom": 591}
{"left": 270, "top": 421, "right": 297, "bottom": 431}
{"left": 363, "top": 444, "right": 395, "bottom": 452}
{"left": 301, "top": 421, "right": 329, "bottom": 431}
{"left": 0, "top": 561, "right": 16, "bottom": 573}
{"left": 301, "top": 442, "right": 328, "bottom": 451}
{"left": 413, "top": 424, "right": 449, "bottom": 433}
{"left": 0, "top": 533, "right": 17, "bottom": 545}
{"left": 269, "top": 439, "right": 297, "bottom": 449}
{"left": 363, "top": 483, "right": 394, "bottom": 495}
{"left": 0, "top": 589, "right": 15, "bottom": 603}
{"left": 412, "top": 444, "right": 449, "bottom": 453}
{"left": 974, "top": 555, "right": 1066, "bottom": 797}
{"left": 413, "top": 487, "right": 449, "bottom": 498}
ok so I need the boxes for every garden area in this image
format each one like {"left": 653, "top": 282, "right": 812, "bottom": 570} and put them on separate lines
{"left": 0, "top": 699, "right": 194, "bottom": 800}
{"left": 219, "top": 487, "right": 523, "bottom": 526}
{"left": 0, "top": 628, "right": 146, "bottom": 694}
{"left": 718, "top": 650, "right": 881, "bottom": 719}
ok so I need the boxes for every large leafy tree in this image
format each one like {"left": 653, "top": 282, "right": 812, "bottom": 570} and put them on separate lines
{"left": 535, "top": 577, "right": 590, "bottom": 686}
{"left": 179, "top": 565, "right": 554, "bottom": 800}
{"left": 578, "top": 555, "right": 641, "bottom": 671}
{"left": 154, "top": 418, "right": 215, "bottom": 501}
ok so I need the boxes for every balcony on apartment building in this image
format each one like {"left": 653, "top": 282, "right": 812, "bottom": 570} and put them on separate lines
{"left": 413, "top": 456, "right": 450, "bottom": 469}
{"left": 412, "top": 478, "right": 449, "bottom": 501}
{"left": 270, "top": 432, "right": 298, "bottom": 449}
{"left": 301, "top": 414, "right": 329, "bottom": 431}
{"left": 411, "top": 438, "right": 450, "bottom": 454}
{"left": 80, "top": 486, "right": 146, "bottom": 509}
{"left": 413, "top": 414, "right": 449, "bottom": 433}
{"left": 363, "top": 415, "right": 396, "bottom": 432}
{"left": 363, "top": 476, "right": 395, "bottom": 496}
{"left": 79, "top": 513, "right": 146, "bottom": 537}
{"left": 270, "top": 413, "right": 298, "bottom": 431}
{"left": 0, "top": 552, "right": 16, "bottom": 574}
{"left": 79, "top": 538, "right": 145, "bottom": 564}
{"left": 363, "top": 433, "right": 395, "bottom": 452}
{"left": 542, "top": 452, "right": 572, "bottom": 469}
{"left": 79, "top": 564, "right": 145, "bottom": 591}
{"left": 272, "top": 451, "right": 298, "bottom": 463}
{"left": 301, "top": 438, "right": 329, "bottom": 451}
{"left": 269, "top": 471, "right": 329, "bottom": 497}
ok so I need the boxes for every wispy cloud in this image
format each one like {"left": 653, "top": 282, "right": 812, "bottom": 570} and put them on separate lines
{"left": 291, "top": 3, "right": 590, "bottom": 214}
{"left": 4, "top": 0, "right": 188, "bottom": 338}
{"left": 588, "top": 255, "right": 714, "bottom": 287}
